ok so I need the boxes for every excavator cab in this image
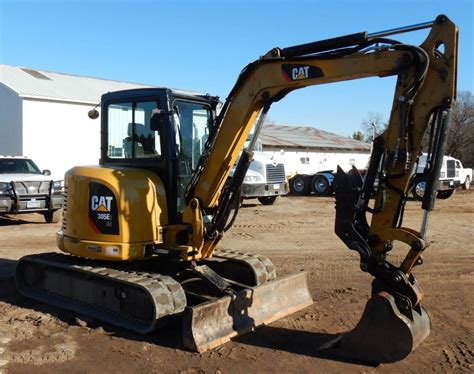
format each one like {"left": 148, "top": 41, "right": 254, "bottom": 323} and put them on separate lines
{"left": 99, "top": 88, "right": 218, "bottom": 222}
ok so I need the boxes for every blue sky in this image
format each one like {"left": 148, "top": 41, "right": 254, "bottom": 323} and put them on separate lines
{"left": 0, "top": 0, "right": 472, "bottom": 137}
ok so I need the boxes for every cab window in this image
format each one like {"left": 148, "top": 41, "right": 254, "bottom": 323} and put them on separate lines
{"left": 173, "top": 100, "right": 212, "bottom": 211}
{"left": 107, "top": 101, "right": 162, "bottom": 159}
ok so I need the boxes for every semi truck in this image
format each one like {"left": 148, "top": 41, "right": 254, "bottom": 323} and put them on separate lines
{"left": 230, "top": 138, "right": 288, "bottom": 205}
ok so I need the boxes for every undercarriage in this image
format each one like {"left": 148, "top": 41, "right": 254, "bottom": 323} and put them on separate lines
{"left": 16, "top": 250, "right": 312, "bottom": 352}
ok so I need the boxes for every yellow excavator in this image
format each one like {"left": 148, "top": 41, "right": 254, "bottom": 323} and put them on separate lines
{"left": 16, "top": 15, "right": 457, "bottom": 363}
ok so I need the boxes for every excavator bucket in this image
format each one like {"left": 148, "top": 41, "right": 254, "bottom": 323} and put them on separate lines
{"left": 323, "top": 291, "right": 431, "bottom": 363}
{"left": 182, "top": 272, "right": 312, "bottom": 352}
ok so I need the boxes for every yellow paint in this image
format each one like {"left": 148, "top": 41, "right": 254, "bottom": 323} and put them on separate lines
{"left": 59, "top": 165, "right": 167, "bottom": 261}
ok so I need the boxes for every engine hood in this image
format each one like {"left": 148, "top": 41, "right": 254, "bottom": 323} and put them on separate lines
{"left": 0, "top": 173, "right": 53, "bottom": 183}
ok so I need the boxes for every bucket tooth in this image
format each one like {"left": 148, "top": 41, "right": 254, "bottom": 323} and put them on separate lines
{"left": 183, "top": 272, "right": 312, "bottom": 352}
{"left": 323, "top": 291, "right": 431, "bottom": 364}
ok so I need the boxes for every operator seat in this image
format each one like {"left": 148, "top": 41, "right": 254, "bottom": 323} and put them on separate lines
{"left": 123, "top": 123, "right": 158, "bottom": 158}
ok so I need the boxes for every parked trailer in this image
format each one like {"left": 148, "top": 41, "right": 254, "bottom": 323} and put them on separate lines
{"left": 289, "top": 170, "right": 336, "bottom": 196}
{"left": 275, "top": 152, "right": 370, "bottom": 197}
{"left": 289, "top": 153, "right": 471, "bottom": 200}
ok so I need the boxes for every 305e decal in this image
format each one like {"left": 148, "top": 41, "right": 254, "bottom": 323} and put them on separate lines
{"left": 88, "top": 182, "right": 119, "bottom": 235}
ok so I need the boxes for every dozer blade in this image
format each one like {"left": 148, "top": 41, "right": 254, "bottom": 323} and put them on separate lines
{"left": 183, "top": 271, "right": 312, "bottom": 352}
{"left": 323, "top": 291, "right": 431, "bottom": 364}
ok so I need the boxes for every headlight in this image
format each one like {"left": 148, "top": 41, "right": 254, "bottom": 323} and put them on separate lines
{"left": 0, "top": 182, "right": 12, "bottom": 196}
{"left": 440, "top": 172, "right": 445, "bottom": 178}
{"left": 53, "top": 180, "right": 65, "bottom": 194}
{"left": 244, "top": 175, "right": 262, "bottom": 182}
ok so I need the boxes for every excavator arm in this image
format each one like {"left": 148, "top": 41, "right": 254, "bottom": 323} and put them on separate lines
{"left": 182, "top": 15, "right": 457, "bottom": 260}
{"left": 180, "top": 15, "right": 457, "bottom": 361}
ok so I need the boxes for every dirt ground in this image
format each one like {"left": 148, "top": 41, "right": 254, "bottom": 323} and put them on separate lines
{"left": 0, "top": 190, "right": 472, "bottom": 373}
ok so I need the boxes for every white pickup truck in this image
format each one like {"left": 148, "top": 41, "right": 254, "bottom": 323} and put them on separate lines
{"left": 453, "top": 158, "right": 472, "bottom": 190}
{"left": 0, "top": 156, "right": 64, "bottom": 222}
{"left": 412, "top": 154, "right": 472, "bottom": 200}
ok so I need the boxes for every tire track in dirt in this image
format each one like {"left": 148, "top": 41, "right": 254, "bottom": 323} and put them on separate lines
{"left": 0, "top": 303, "right": 77, "bottom": 371}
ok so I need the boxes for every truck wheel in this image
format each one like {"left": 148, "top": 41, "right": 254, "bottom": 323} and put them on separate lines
{"left": 462, "top": 176, "right": 470, "bottom": 190}
{"left": 290, "top": 176, "right": 310, "bottom": 195}
{"left": 412, "top": 178, "right": 427, "bottom": 201}
{"left": 311, "top": 175, "right": 331, "bottom": 196}
{"left": 43, "top": 210, "right": 61, "bottom": 223}
{"left": 436, "top": 189, "right": 455, "bottom": 199}
{"left": 258, "top": 196, "right": 277, "bottom": 205}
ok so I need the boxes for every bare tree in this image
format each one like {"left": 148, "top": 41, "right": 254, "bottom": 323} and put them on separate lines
{"left": 360, "top": 112, "right": 387, "bottom": 143}
{"left": 445, "top": 90, "right": 474, "bottom": 166}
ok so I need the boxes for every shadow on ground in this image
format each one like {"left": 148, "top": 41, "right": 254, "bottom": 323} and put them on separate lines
{"left": 233, "top": 325, "right": 377, "bottom": 366}
{"left": 0, "top": 256, "right": 375, "bottom": 366}
{"left": 0, "top": 215, "right": 44, "bottom": 226}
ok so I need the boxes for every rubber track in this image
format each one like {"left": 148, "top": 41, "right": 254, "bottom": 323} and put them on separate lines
{"left": 213, "top": 248, "right": 277, "bottom": 284}
{"left": 16, "top": 253, "right": 186, "bottom": 334}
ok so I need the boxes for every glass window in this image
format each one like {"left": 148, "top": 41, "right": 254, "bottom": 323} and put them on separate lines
{"left": 0, "top": 159, "right": 41, "bottom": 174}
{"left": 107, "top": 101, "right": 162, "bottom": 159}
{"left": 173, "top": 100, "right": 212, "bottom": 211}
{"left": 244, "top": 136, "right": 263, "bottom": 152}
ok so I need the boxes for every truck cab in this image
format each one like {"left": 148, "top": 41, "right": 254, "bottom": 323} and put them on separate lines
{"left": 412, "top": 154, "right": 472, "bottom": 200}
{"left": 0, "top": 156, "right": 64, "bottom": 222}
{"left": 230, "top": 138, "right": 288, "bottom": 205}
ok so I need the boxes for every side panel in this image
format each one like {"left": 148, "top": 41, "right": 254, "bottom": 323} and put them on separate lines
{"left": 262, "top": 148, "right": 370, "bottom": 176}
{"left": 58, "top": 165, "right": 168, "bottom": 261}
{"left": 0, "top": 83, "right": 22, "bottom": 155}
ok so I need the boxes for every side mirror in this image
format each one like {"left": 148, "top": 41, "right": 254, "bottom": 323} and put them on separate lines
{"left": 43, "top": 169, "right": 51, "bottom": 176}
{"left": 88, "top": 109, "right": 100, "bottom": 119}
{"left": 150, "top": 109, "right": 168, "bottom": 131}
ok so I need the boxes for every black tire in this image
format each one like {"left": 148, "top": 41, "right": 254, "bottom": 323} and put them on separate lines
{"left": 462, "top": 176, "right": 470, "bottom": 190}
{"left": 311, "top": 175, "right": 331, "bottom": 196}
{"left": 258, "top": 196, "right": 277, "bottom": 205}
{"left": 436, "top": 189, "right": 455, "bottom": 199}
{"left": 289, "top": 175, "right": 311, "bottom": 195}
{"left": 412, "top": 178, "right": 427, "bottom": 201}
{"left": 43, "top": 210, "right": 61, "bottom": 223}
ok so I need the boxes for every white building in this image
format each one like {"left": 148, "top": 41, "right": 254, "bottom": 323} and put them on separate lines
{"left": 259, "top": 124, "right": 370, "bottom": 177}
{"left": 0, "top": 65, "right": 153, "bottom": 179}
{"left": 1, "top": 65, "right": 370, "bottom": 180}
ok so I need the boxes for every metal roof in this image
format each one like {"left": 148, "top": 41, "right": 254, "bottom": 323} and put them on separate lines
{"left": 260, "top": 124, "right": 370, "bottom": 152}
{"left": 1, "top": 65, "right": 368, "bottom": 152}
{"left": 0, "top": 65, "right": 204, "bottom": 105}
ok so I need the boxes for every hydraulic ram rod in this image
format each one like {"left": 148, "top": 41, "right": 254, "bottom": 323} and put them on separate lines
{"left": 368, "top": 20, "right": 434, "bottom": 39}
{"left": 278, "top": 17, "right": 438, "bottom": 58}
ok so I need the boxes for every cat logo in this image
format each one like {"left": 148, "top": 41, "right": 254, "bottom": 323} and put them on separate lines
{"left": 91, "top": 195, "right": 113, "bottom": 212}
{"left": 292, "top": 66, "right": 310, "bottom": 80}
{"left": 281, "top": 64, "right": 324, "bottom": 82}
{"left": 88, "top": 182, "right": 119, "bottom": 235}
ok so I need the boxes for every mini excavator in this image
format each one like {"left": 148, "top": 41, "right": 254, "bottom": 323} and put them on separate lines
{"left": 16, "top": 15, "right": 457, "bottom": 363}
